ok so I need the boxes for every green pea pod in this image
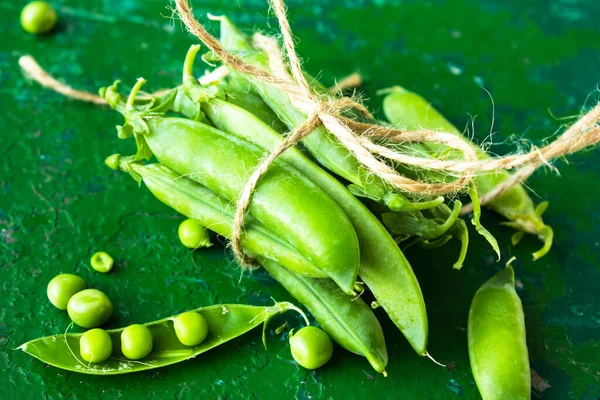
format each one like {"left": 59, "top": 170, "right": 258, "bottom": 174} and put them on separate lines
{"left": 382, "top": 86, "right": 553, "bottom": 260}
{"left": 19, "top": 302, "right": 299, "bottom": 375}
{"left": 221, "top": 82, "right": 287, "bottom": 133}
{"left": 103, "top": 83, "right": 360, "bottom": 295}
{"left": 163, "top": 80, "right": 286, "bottom": 133}
{"left": 468, "top": 266, "right": 530, "bottom": 400}
{"left": 215, "top": 16, "right": 443, "bottom": 213}
{"left": 185, "top": 76, "right": 430, "bottom": 356}
{"left": 106, "top": 156, "right": 325, "bottom": 278}
{"left": 260, "top": 258, "right": 388, "bottom": 374}
{"left": 109, "top": 158, "right": 388, "bottom": 373}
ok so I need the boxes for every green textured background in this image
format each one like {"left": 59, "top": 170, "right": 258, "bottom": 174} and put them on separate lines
{"left": 1, "top": 0, "right": 600, "bottom": 398}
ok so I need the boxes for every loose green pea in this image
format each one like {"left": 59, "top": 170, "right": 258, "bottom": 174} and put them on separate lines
{"left": 90, "top": 251, "right": 114, "bottom": 273}
{"left": 121, "top": 324, "right": 153, "bottom": 360}
{"left": 178, "top": 219, "right": 213, "bottom": 249}
{"left": 20, "top": 1, "right": 57, "bottom": 34}
{"left": 289, "top": 326, "right": 333, "bottom": 370}
{"left": 67, "top": 289, "right": 113, "bottom": 328}
{"left": 173, "top": 311, "right": 208, "bottom": 346}
{"left": 79, "top": 328, "right": 112, "bottom": 364}
{"left": 47, "top": 274, "right": 86, "bottom": 310}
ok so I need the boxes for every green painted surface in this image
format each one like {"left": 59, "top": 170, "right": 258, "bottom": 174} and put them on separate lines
{"left": 1, "top": 0, "right": 599, "bottom": 398}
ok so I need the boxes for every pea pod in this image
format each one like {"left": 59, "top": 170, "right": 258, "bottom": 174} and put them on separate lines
{"left": 215, "top": 16, "right": 444, "bottom": 213}
{"left": 19, "top": 302, "right": 300, "bottom": 375}
{"left": 260, "top": 258, "right": 388, "bottom": 374}
{"left": 103, "top": 83, "right": 360, "bottom": 295}
{"left": 382, "top": 86, "right": 552, "bottom": 260}
{"left": 163, "top": 78, "right": 286, "bottom": 133}
{"left": 179, "top": 62, "right": 430, "bottom": 355}
{"left": 221, "top": 81, "right": 287, "bottom": 133}
{"left": 110, "top": 159, "right": 388, "bottom": 373}
{"left": 106, "top": 156, "right": 325, "bottom": 278}
{"left": 468, "top": 266, "right": 530, "bottom": 400}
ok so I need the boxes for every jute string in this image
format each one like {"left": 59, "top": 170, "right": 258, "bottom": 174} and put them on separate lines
{"left": 18, "top": 55, "right": 230, "bottom": 104}
{"left": 17, "top": 1, "right": 600, "bottom": 268}
{"left": 174, "top": 0, "right": 600, "bottom": 266}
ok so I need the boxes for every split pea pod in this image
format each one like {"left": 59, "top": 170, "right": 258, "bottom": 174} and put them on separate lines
{"left": 468, "top": 265, "right": 530, "bottom": 400}
{"left": 382, "top": 86, "right": 553, "bottom": 259}
{"left": 105, "top": 156, "right": 324, "bottom": 278}
{"left": 19, "top": 302, "right": 300, "bottom": 375}
{"left": 215, "top": 17, "right": 443, "bottom": 213}
{"left": 103, "top": 83, "right": 360, "bottom": 295}
{"left": 181, "top": 72, "right": 430, "bottom": 356}
{"left": 110, "top": 158, "right": 388, "bottom": 373}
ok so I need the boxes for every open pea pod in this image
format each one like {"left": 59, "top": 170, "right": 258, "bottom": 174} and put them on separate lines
{"left": 19, "top": 302, "right": 299, "bottom": 375}
{"left": 381, "top": 86, "right": 552, "bottom": 260}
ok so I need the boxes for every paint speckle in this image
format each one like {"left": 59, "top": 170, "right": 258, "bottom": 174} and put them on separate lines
{"left": 447, "top": 379, "right": 464, "bottom": 395}
{"left": 448, "top": 63, "right": 463, "bottom": 76}
{"left": 531, "top": 369, "right": 551, "bottom": 393}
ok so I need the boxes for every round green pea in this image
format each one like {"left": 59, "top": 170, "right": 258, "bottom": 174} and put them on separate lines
{"left": 90, "top": 251, "right": 114, "bottom": 273}
{"left": 20, "top": 1, "right": 57, "bottom": 34}
{"left": 173, "top": 311, "right": 208, "bottom": 346}
{"left": 67, "top": 289, "right": 113, "bottom": 328}
{"left": 289, "top": 326, "right": 333, "bottom": 370}
{"left": 121, "top": 324, "right": 153, "bottom": 360}
{"left": 79, "top": 328, "right": 112, "bottom": 364}
{"left": 47, "top": 274, "right": 86, "bottom": 310}
{"left": 178, "top": 219, "right": 212, "bottom": 249}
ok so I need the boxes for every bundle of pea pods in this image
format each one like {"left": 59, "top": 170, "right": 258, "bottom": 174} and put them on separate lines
{"left": 20, "top": 15, "right": 541, "bottom": 399}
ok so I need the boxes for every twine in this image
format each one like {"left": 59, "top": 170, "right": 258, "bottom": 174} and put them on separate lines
{"left": 174, "top": 0, "right": 600, "bottom": 266}
{"left": 18, "top": 55, "right": 230, "bottom": 104}
{"left": 18, "top": 1, "right": 600, "bottom": 269}
{"left": 329, "top": 72, "right": 363, "bottom": 94}
{"left": 19, "top": 55, "right": 107, "bottom": 105}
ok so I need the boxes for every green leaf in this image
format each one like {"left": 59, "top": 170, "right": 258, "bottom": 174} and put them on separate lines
{"left": 133, "top": 133, "right": 153, "bottom": 161}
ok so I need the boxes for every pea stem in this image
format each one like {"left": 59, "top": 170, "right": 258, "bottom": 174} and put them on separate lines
{"left": 126, "top": 78, "right": 147, "bottom": 109}
{"left": 183, "top": 45, "right": 202, "bottom": 82}
{"left": 282, "top": 302, "right": 310, "bottom": 326}
{"left": 532, "top": 226, "right": 553, "bottom": 261}
{"left": 385, "top": 194, "right": 445, "bottom": 212}
{"left": 426, "top": 201, "right": 462, "bottom": 239}
{"left": 425, "top": 352, "right": 447, "bottom": 368}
